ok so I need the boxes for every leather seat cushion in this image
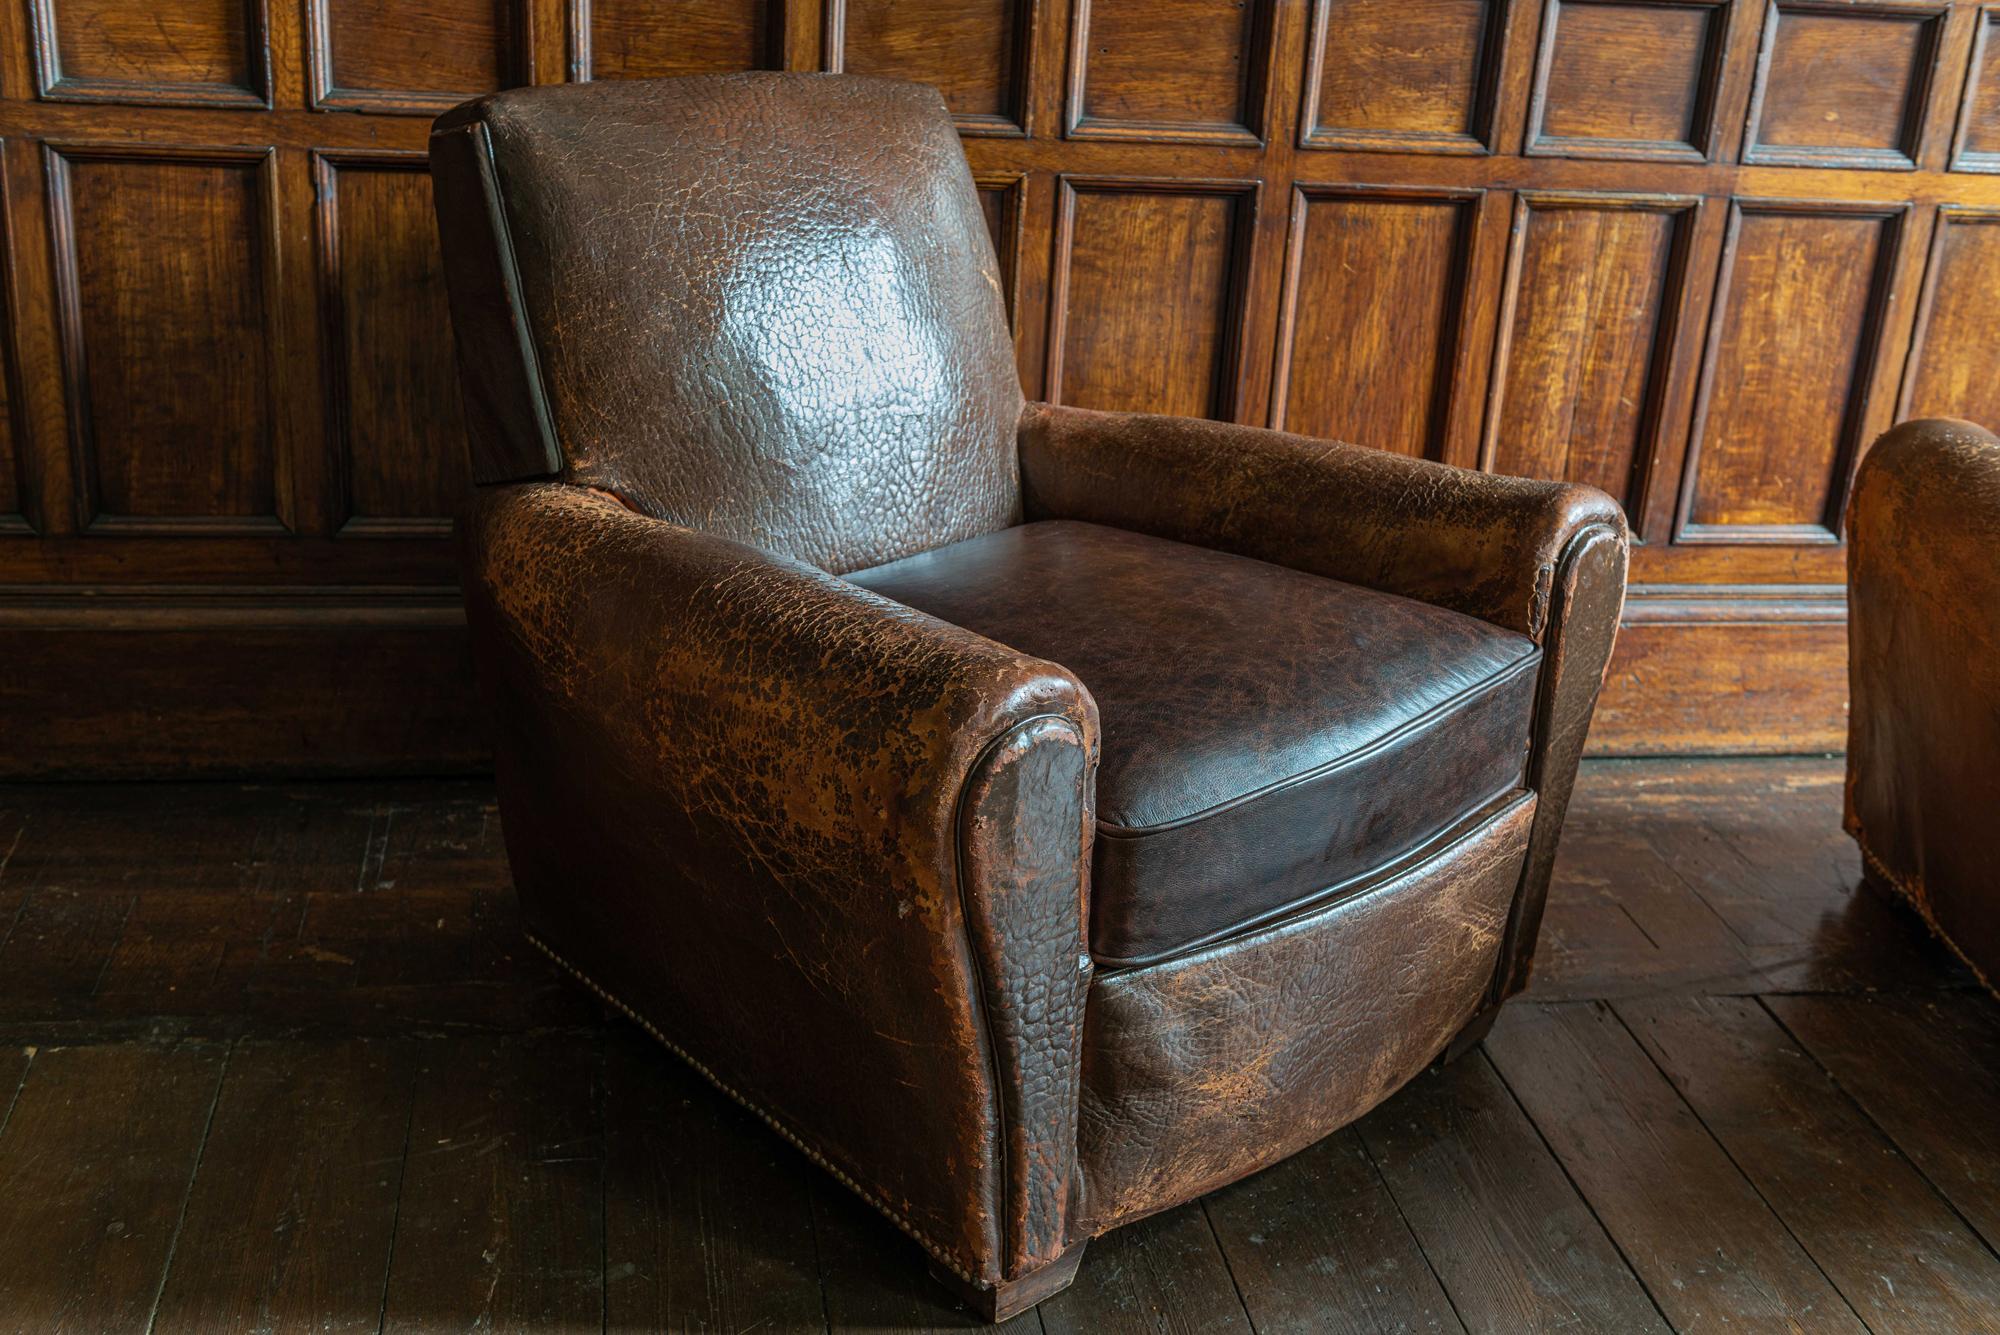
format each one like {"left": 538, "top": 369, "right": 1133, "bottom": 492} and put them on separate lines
{"left": 847, "top": 521, "right": 1540, "bottom": 966}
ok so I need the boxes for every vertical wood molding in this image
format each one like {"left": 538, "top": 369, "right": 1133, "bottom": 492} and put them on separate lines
{"left": 306, "top": 0, "right": 531, "bottom": 113}
{"left": 1522, "top": 0, "right": 1733, "bottom": 162}
{"left": 1063, "top": 0, "right": 1277, "bottom": 145}
{"left": 823, "top": 0, "right": 1035, "bottom": 135}
{"left": 1740, "top": 0, "right": 1949, "bottom": 170}
{"left": 1297, "top": 0, "right": 1509, "bottom": 154}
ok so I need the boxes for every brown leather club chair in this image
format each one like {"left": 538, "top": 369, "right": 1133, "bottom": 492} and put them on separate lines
{"left": 429, "top": 73, "right": 1629, "bottom": 1319}
{"left": 1847, "top": 418, "right": 2000, "bottom": 998}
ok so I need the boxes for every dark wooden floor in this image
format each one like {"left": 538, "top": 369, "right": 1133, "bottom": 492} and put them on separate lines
{"left": 0, "top": 759, "right": 1996, "bottom": 1333}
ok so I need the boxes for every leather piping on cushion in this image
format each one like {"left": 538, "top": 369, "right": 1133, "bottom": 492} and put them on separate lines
{"left": 846, "top": 520, "right": 1544, "bottom": 968}
{"left": 1098, "top": 650, "right": 1537, "bottom": 835}
{"left": 1091, "top": 650, "right": 1540, "bottom": 968}
{"left": 1096, "top": 774, "right": 1536, "bottom": 972}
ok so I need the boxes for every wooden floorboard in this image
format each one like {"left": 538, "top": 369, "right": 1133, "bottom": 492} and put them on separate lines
{"left": 1036, "top": 1203, "right": 1252, "bottom": 1335}
{"left": 0, "top": 759, "right": 1995, "bottom": 1331}
{"left": 377, "top": 1033, "right": 604, "bottom": 1334}
{"left": 601, "top": 1029, "right": 826, "bottom": 1333}
{"left": 1202, "top": 1127, "right": 1464, "bottom": 1334}
{"left": 0, "top": 1041, "right": 228, "bottom": 1334}
{"left": 1484, "top": 1001, "right": 1867, "bottom": 1332}
{"left": 1622, "top": 994, "right": 2000, "bottom": 1332}
{"left": 1353, "top": 1052, "right": 1667, "bottom": 1333}
{"left": 1768, "top": 993, "right": 2000, "bottom": 1258}
{"left": 149, "top": 1038, "right": 417, "bottom": 1335}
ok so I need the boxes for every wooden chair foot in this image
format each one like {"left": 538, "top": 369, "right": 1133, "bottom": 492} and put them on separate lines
{"left": 1436, "top": 1001, "right": 1501, "bottom": 1068}
{"left": 931, "top": 1242, "right": 1088, "bottom": 1323}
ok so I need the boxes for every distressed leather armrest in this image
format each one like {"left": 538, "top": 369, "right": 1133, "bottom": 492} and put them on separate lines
{"left": 462, "top": 482, "right": 1098, "bottom": 1286}
{"left": 1019, "top": 403, "right": 1626, "bottom": 641}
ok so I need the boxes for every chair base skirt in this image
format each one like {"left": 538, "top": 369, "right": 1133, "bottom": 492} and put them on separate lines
{"left": 1073, "top": 791, "right": 1535, "bottom": 1234}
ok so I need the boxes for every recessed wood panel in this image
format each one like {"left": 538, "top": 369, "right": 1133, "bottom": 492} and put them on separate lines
{"left": 974, "top": 175, "right": 1023, "bottom": 325}
{"left": 311, "top": 0, "right": 519, "bottom": 112}
{"left": 1275, "top": 189, "right": 1475, "bottom": 457}
{"left": 29, "top": 0, "right": 268, "bottom": 108}
{"left": 830, "top": 0, "right": 1028, "bottom": 134}
{"left": 1050, "top": 182, "right": 1252, "bottom": 418}
{"left": 1680, "top": 202, "right": 1901, "bottom": 540}
{"left": 49, "top": 149, "right": 279, "bottom": 531}
{"left": 1902, "top": 211, "right": 2000, "bottom": 429}
{"left": 1953, "top": 11, "right": 2000, "bottom": 171}
{"left": 317, "top": 159, "right": 469, "bottom": 533}
{"left": 577, "top": 0, "right": 775, "bottom": 80}
{"left": 1486, "top": 195, "right": 1693, "bottom": 514}
{"left": 1067, "top": 0, "right": 1268, "bottom": 143}
{"left": 1528, "top": 0, "right": 1726, "bottom": 160}
{"left": 1302, "top": 0, "right": 1499, "bottom": 152}
{"left": 1744, "top": 4, "right": 1943, "bottom": 169}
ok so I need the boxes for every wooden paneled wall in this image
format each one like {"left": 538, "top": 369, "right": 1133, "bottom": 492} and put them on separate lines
{"left": 1, "top": 0, "right": 1995, "bottom": 773}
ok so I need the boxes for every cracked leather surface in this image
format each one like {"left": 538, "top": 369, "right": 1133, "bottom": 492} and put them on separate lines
{"left": 851, "top": 520, "right": 1542, "bottom": 965}
{"left": 1846, "top": 418, "right": 2000, "bottom": 996}
{"left": 435, "top": 73, "right": 1023, "bottom": 574}
{"left": 460, "top": 482, "right": 1095, "bottom": 1283}
{"left": 1075, "top": 793, "right": 1535, "bottom": 1233}
{"left": 958, "top": 715, "right": 1096, "bottom": 1272}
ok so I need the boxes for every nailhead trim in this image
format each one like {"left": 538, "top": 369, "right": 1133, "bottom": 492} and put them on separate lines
{"left": 525, "top": 931, "right": 989, "bottom": 1288}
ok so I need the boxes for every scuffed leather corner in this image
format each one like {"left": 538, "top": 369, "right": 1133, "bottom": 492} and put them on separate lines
{"left": 1017, "top": 402, "right": 1627, "bottom": 641}
{"left": 1847, "top": 417, "right": 2000, "bottom": 999}
{"left": 461, "top": 481, "right": 1098, "bottom": 1284}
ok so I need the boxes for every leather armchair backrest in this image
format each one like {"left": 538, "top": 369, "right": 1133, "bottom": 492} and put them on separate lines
{"left": 430, "top": 73, "right": 1024, "bottom": 574}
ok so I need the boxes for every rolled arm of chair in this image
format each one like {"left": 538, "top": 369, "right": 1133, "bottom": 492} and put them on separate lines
{"left": 1019, "top": 402, "right": 1625, "bottom": 640}
{"left": 461, "top": 482, "right": 1099, "bottom": 1287}
{"left": 1019, "top": 403, "right": 1628, "bottom": 997}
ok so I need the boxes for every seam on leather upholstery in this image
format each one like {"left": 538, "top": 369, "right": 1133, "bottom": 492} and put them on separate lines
{"left": 1090, "top": 786, "right": 1533, "bottom": 972}
{"left": 1092, "top": 648, "right": 1542, "bottom": 837}
{"left": 466, "top": 117, "right": 562, "bottom": 477}
{"left": 523, "top": 931, "right": 990, "bottom": 1289}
